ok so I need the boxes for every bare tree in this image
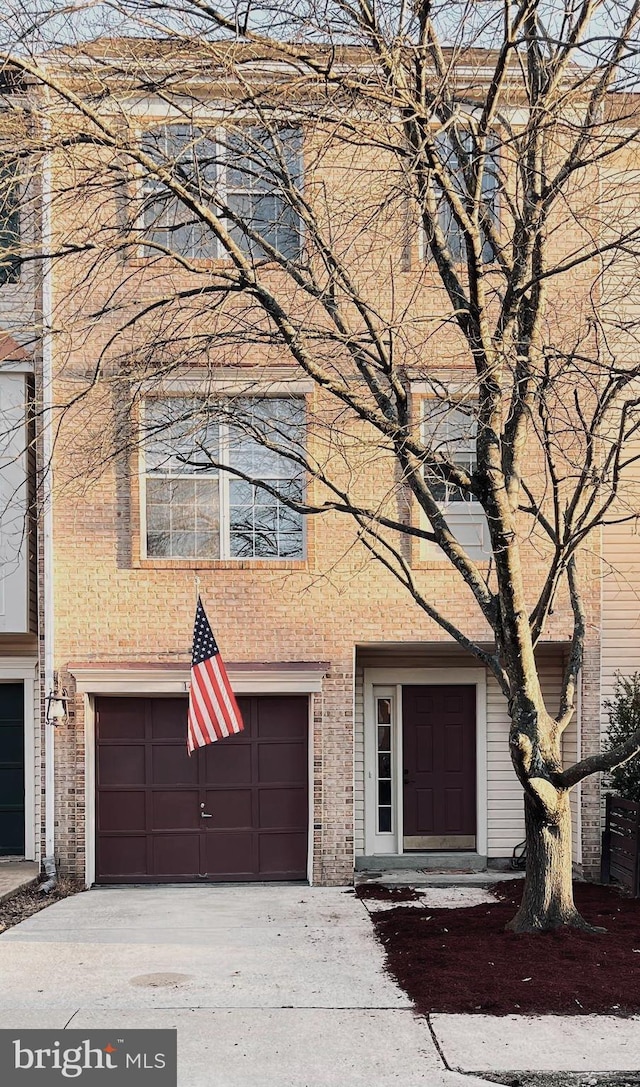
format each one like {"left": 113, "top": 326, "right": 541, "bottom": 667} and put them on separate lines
{"left": 4, "top": 0, "right": 640, "bottom": 930}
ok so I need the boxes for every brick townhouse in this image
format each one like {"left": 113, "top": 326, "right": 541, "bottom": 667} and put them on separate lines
{"left": 0, "top": 42, "right": 638, "bottom": 887}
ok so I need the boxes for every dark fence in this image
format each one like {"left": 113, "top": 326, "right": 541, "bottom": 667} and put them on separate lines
{"left": 601, "top": 794, "right": 640, "bottom": 896}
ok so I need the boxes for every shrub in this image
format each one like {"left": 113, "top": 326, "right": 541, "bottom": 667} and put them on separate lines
{"left": 603, "top": 673, "right": 640, "bottom": 803}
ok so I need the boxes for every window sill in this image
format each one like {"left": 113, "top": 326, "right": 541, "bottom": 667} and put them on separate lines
{"left": 412, "top": 556, "right": 492, "bottom": 570}
{"left": 125, "top": 255, "right": 300, "bottom": 271}
{"left": 135, "top": 557, "right": 308, "bottom": 571}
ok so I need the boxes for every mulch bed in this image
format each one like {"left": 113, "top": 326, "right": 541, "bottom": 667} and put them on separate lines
{"left": 355, "top": 884, "right": 424, "bottom": 902}
{"left": 0, "top": 877, "right": 83, "bottom": 935}
{"left": 367, "top": 880, "right": 640, "bottom": 1015}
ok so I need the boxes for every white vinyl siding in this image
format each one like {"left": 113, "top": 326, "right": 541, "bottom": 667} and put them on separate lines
{"left": 0, "top": 373, "right": 30, "bottom": 632}
{"left": 601, "top": 437, "right": 640, "bottom": 709}
{"left": 601, "top": 433, "right": 640, "bottom": 840}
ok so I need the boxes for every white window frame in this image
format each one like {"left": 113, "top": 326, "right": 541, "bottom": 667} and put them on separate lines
{"left": 420, "top": 395, "right": 491, "bottom": 561}
{"left": 140, "top": 397, "right": 307, "bottom": 562}
{"left": 139, "top": 122, "right": 303, "bottom": 261}
{"left": 417, "top": 127, "right": 500, "bottom": 266}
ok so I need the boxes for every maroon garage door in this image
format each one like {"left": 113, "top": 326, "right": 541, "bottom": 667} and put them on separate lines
{"left": 95, "top": 695, "right": 309, "bottom": 883}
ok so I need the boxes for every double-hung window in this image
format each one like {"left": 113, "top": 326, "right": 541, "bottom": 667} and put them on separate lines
{"left": 223, "top": 127, "right": 302, "bottom": 260}
{"left": 424, "top": 401, "right": 477, "bottom": 503}
{"left": 0, "top": 161, "right": 20, "bottom": 285}
{"left": 141, "top": 125, "right": 219, "bottom": 258}
{"left": 141, "top": 124, "right": 302, "bottom": 261}
{"left": 431, "top": 131, "right": 499, "bottom": 263}
{"left": 143, "top": 397, "right": 306, "bottom": 560}
{"left": 422, "top": 399, "right": 490, "bottom": 559}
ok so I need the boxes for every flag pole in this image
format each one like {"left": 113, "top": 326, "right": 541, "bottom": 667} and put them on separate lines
{"left": 194, "top": 572, "right": 201, "bottom": 607}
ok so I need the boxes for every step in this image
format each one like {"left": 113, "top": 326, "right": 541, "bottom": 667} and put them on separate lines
{"left": 355, "top": 852, "right": 487, "bottom": 872}
{"left": 354, "top": 868, "right": 524, "bottom": 887}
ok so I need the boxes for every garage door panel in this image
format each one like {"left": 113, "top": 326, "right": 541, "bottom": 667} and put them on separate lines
{"left": 98, "top": 745, "right": 146, "bottom": 786}
{"left": 259, "top": 832, "right": 307, "bottom": 877}
{"left": 203, "top": 789, "right": 252, "bottom": 828}
{"left": 0, "top": 766, "right": 23, "bottom": 796}
{"left": 203, "top": 742, "right": 251, "bottom": 785}
{"left": 259, "top": 787, "right": 308, "bottom": 829}
{"left": 0, "top": 811, "right": 24, "bottom": 855}
{"left": 0, "top": 723, "right": 23, "bottom": 763}
{"left": 96, "top": 695, "right": 309, "bottom": 883}
{"left": 99, "top": 791, "right": 146, "bottom": 832}
{"left": 151, "top": 790, "right": 200, "bottom": 830}
{"left": 97, "top": 699, "right": 145, "bottom": 740}
{"left": 203, "top": 831, "right": 254, "bottom": 876}
{"left": 152, "top": 743, "right": 198, "bottom": 785}
{"left": 98, "top": 836, "right": 147, "bottom": 878}
{"left": 153, "top": 834, "right": 201, "bottom": 876}
{"left": 150, "top": 701, "right": 189, "bottom": 740}
{"left": 256, "top": 697, "right": 308, "bottom": 739}
{"left": 258, "top": 742, "right": 307, "bottom": 784}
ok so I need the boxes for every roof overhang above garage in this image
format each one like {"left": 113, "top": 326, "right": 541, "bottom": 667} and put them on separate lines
{"left": 69, "top": 661, "right": 328, "bottom": 695}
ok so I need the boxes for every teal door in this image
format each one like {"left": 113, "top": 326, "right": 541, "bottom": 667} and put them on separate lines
{"left": 0, "top": 683, "right": 24, "bottom": 855}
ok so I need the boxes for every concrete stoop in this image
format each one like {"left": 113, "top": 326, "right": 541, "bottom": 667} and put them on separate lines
{"left": 354, "top": 852, "right": 524, "bottom": 887}
{"left": 0, "top": 860, "right": 39, "bottom": 903}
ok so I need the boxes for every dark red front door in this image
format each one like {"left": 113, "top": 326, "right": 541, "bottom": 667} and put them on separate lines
{"left": 402, "top": 685, "right": 476, "bottom": 850}
{"left": 95, "top": 695, "right": 308, "bottom": 882}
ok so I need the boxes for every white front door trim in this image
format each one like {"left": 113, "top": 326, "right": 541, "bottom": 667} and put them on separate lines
{"left": 0, "top": 658, "right": 38, "bottom": 861}
{"left": 363, "top": 667, "right": 487, "bottom": 858}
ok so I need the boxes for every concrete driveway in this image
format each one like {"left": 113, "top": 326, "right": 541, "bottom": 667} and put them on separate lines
{"left": 0, "top": 884, "right": 491, "bottom": 1087}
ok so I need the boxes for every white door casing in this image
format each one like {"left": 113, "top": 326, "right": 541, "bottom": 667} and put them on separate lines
{"left": 0, "top": 658, "right": 38, "bottom": 861}
{"left": 363, "top": 667, "right": 487, "bottom": 858}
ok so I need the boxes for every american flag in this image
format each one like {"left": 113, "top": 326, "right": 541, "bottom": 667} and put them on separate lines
{"left": 187, "top": 597, "right": 244, "bottom": 753}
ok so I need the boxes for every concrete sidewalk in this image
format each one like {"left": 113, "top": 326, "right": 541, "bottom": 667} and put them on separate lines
{"left": 431, "top": 1014, "right": 640, "bottom": 1073}
{"left": 0, "top": 884, "right": 490, "bottom": 1087}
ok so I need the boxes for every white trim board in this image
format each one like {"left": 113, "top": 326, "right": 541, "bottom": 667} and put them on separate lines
{"left": 363, "top": 667, "right": 487, "bottom": 858}
{"left": 0, "top": 657, "right": 38, "bottom": 862}
{"left": 72, "top": 666, "right": 325, "bottom": 696}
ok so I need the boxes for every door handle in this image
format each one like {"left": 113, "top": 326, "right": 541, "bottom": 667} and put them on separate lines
{"left": 201, "top": 812, "right": 213, "bottom": 819}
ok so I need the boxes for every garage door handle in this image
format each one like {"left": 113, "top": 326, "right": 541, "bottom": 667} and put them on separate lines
{"left": 201, "top": 812, "right": 213, "bottom": 819}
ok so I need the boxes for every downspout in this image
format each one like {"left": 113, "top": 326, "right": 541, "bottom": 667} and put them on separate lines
{"left": 40, "top": 102, "right": 57, "bottom": 891}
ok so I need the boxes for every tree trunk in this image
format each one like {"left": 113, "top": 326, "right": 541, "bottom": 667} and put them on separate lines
{"left": 506, "top": 790, "right": 600, "bottom": 933}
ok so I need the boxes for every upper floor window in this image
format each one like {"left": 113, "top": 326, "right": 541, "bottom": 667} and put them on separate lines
{"left": 141, "top": 125, "right": 219, "bottom": 259}
{"left": 142, "top": 396, "right": 306, "bottom": 560}
{"left": 0, "top": 162, "right": 20, "bottom": 285}
{"left": 430, "top": 132, "right": 499, "bottom": 263}
{"left": 422, "top": 398, "right": 490, "bottom": 559}
{"left": 423, "top": 400, "right": 477, "bottom": 502}
{"left": 141, "top": 124, "right": 302, "bottom": 261}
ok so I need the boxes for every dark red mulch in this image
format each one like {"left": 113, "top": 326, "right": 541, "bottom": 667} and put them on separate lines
{"left": 370, "top": 880, "right": 640, "bottom": 1015}
{"left": 355, "top": 883, "right": 424, "bottom": 902}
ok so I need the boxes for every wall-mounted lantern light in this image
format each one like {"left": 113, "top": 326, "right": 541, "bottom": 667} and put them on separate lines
{"left": 46, "top": 677, "right": 70, "bottom": 725}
